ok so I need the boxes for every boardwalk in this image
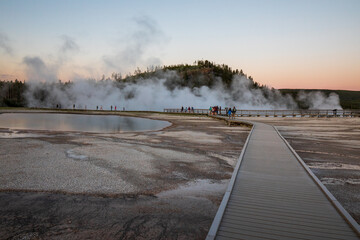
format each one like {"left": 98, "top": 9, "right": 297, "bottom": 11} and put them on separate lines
{"left": 207, "top": 120, "right": 360, "bottom": 240}
{"left": 163, "top": 108, "right": 360, "bottom": 118}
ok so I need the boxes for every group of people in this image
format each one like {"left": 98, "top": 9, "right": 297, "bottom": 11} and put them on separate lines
{"left": 68, "top": 104, "right": 126, "bottom": 111}
{"left": 226, "top": 106, "right": 237, "bottom": 119}
{"left": 209, "top": 106, "right": 237, "bottom": 119}
{"left": 96, "top": 105, "right": 125, "bottom": 111}
{"left": 209, "top": 106, "right": 221, "bottom": 115}
{"left": 181, "top": 106, "right": 195, "bottom": 113}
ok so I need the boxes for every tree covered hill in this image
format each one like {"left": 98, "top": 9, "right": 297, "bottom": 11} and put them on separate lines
{"left": 112, "top": 60, "right": 262, "bottom": 90}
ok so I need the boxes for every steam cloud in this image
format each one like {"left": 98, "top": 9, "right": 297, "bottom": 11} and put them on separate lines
{"left": 23, "top": 71, "right": 342, "bottom": 111}
{"left": 0, "top": 32, "right": 13, "bottom": 55}
{"left": 23, "top": 56, "right": 58, "bottom": 82}
{"left": 60, "top": 35, "right": 79, "bottom": 54}
{"left": 103, "top": 16, "right": 165, "bottom": 73}
{"left": 22, "top": 35, "right": 79, "bottom": 83}
{"left": 297, "top": 91, "right": 341, "bottom": 109}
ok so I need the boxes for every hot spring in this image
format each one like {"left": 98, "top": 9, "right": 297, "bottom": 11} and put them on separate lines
{"left": 0, "top": 113, "right": 171, "bottom": 133}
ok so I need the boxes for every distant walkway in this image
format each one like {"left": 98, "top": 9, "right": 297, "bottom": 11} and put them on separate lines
{"left": 207, "top": 118, "right": 360, "bottom": 240}
{"left": 163, "top": 108, "right": 360, "bottom": 117}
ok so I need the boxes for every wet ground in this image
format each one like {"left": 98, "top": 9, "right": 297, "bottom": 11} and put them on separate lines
{"left": 241, "top": 117, "right": 360, "bottom": 224}
{"left": 0, "top": 111, "right": 249, "bottom": 240}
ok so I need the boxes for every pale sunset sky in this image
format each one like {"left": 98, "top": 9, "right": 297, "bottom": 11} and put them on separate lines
{"left": 0, "top": 0, "right": 359, "bottom": 90}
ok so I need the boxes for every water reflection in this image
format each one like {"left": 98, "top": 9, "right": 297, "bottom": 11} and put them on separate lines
{"left": 0, "top": 113, "right": 171, "bottom": 133}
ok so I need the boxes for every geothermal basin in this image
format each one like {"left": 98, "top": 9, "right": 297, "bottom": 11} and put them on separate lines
{"left": 0, "top": 113, "right": 171, "bottom": 133}
{"left": 0, "top": 110, "right": 249, "bottom": 239}
{"left": 2, "top": 111, "right": 358, "bottom": 239}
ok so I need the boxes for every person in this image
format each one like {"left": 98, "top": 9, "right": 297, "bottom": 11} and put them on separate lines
{"left": 191, "top": 106, "right": 194, "bottom": 113}
{"left": 96, "top": 106, "right": 98, "bottom": 110}
{"left": 209, "top": 106, "right": 212, "bottom": 115}
{"left": 115, "top": 106, "right": 117, "bottom": 111}
{"left": 100, "top": 105, "right": 103, "bottom": 110}
{"left": 228, "top": 108, "right": 232, "bottom": 119}
{"left": 333, "top": 109, "right": 337, "bottom": 117}
{"left": 73, "top": 104, "right": 75, "bottom": 110}
{"left": 181, "top": 106, "right": 184, "bottom": 112}
{"left": 232, "top": 106, "right": 237, "bottom": 119}
{"left": 219, "top": 106, "right": 222, "bottom": 115}
{"left": 111, "top": 105, "right": 113, "bottom": 111}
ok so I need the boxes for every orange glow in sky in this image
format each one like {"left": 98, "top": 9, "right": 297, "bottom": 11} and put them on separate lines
{"left": 0, "top": 0, "right": 359, "bottom": 91}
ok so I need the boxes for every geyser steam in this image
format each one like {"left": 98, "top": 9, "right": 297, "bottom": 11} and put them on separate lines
{"left": 23, "top": 71, "right": 342, "bottom": 111}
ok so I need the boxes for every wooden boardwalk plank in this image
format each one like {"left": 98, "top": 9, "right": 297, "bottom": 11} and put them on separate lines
{"left": 221, "top": 217, "right": 359, "bottom": 238}
{"left": 206, "top": 120, "right": 360, "bottom": 240}
{"left": 222, "top": 210, "right": 351, "bottom": 230}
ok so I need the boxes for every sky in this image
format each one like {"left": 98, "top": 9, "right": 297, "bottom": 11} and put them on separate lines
{"left": 0, "top": 0, "right": 359, "bottom": 90}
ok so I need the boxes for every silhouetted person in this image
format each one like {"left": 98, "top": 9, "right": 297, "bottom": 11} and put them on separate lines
{"left": 73, "top": 104, "right": 75, "bottom": 110}
{"left": 111, "top": 105, "right": 113, "bottom": 111}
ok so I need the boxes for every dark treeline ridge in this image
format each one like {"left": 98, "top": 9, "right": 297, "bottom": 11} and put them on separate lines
{"left": 1, "top": 60, "right": 359, "bottom": 109}
{"left": 280, "top": 89, "right": 360, "bottom": 109}
{"left": 0, "top": 79, "right": 26, "bottom": 107}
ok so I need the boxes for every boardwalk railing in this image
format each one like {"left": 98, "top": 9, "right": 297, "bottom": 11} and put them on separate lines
{"left": 164, "top": 108, "right": 209, "bottom": 114}
{"left": 163, "top": 109, "right": 360, "bottom": 117}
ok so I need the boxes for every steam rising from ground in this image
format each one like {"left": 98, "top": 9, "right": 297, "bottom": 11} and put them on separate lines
{"left": 24, "top": 72, "right": 342, "bottom": 111}
{"left": 297, "top": 91, "right": 341, "bottom": 109}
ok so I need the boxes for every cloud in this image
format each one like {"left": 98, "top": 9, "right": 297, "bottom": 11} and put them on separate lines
{"left": 103, "top": 16, "right": 167, "bottom": 73}
{"left": 0, "top": 32, "right": 13, "bottom": 55}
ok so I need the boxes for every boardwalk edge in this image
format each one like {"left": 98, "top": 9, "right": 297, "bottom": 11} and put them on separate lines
{"left": 206, "top": 124, "right": 254, "bottom": 240}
